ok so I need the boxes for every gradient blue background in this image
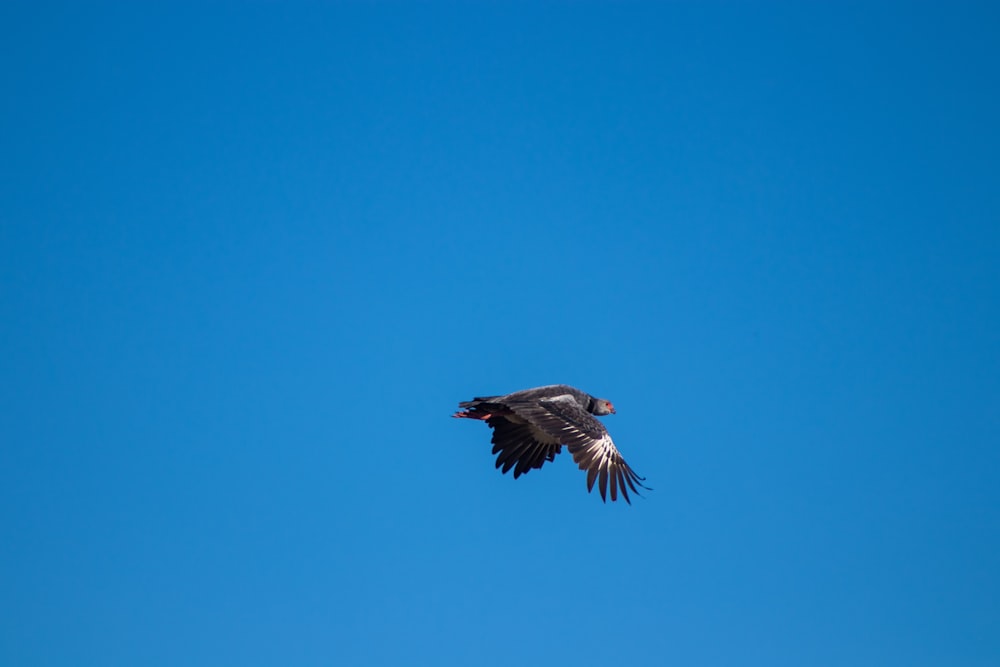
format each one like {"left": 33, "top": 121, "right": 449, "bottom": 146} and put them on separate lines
{"left": 2, "top": 2, "right": 998, "bottom": 665}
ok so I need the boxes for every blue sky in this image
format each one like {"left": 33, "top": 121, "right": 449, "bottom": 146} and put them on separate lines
{"left": 2, "top": 2, "right": 998, "bottom": 665}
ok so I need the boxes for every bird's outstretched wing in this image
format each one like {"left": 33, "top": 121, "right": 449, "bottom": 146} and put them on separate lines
{"left": 486, "top": 416, "right": 562, "bottom": 478}
{"left": 507, "top": 394, "right": 649, "bottom": 504}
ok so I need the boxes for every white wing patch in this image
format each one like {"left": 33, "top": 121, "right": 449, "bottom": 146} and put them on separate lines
{"left": 566, "top": 432, "right": 647, "bottom": 504}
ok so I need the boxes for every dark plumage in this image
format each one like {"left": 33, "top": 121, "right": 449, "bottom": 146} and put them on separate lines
{"left": 453, "top": 384, "right": 649, "bottom": 504}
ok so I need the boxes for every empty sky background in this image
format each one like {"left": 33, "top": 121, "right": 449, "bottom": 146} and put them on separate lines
{"left": 2, "top": 2, "right": 998, "bottom": 666}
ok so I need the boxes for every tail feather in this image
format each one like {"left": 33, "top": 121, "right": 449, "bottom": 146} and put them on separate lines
{"left": 453, "top": 409, "right": 489, "bottom": 419}
{"left": 453, "top": 396, "right": 504, "bottom": 420}
{"left": 458, "top": 395, "right": 501, "bottom": 409}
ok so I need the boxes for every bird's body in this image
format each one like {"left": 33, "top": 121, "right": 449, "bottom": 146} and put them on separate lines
{"left": 453, "top": 384, "right": 648, "bottom": 503}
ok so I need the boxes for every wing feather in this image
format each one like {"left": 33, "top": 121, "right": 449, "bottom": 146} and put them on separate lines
{"left": 502, "top": 395, "right": 649, "bottom": 504}
{"left": 486, "top": 416, "right": 562, "bottom": 479}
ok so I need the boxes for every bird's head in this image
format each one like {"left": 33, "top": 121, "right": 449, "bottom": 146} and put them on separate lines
{"left": 592, "top": 398, "right": 616, "bottom": 416}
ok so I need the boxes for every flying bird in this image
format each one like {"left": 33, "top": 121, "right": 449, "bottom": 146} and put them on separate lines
{"left": 453, "top": 384, "right": 649, "bottom": 504}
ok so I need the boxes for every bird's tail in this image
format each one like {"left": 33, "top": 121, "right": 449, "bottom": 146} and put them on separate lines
{"left": 452, "top": 396, "right": 502, "bottom": 419}
{"left": 458, "top": 395, "right": 500, "bottom": 408}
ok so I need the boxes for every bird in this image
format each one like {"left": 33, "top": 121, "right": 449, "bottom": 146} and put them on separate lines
{"left": 453, "top": 384, "right": 649, "bottom": 503}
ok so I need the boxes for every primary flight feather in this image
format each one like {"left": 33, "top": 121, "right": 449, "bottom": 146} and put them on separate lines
{"left": 453, "top": 384, "right": 649, "bottom": 504}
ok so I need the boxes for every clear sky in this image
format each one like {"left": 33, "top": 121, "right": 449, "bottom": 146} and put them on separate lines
{"left": 2, "top": 2, "right": 998, "bottom": 666}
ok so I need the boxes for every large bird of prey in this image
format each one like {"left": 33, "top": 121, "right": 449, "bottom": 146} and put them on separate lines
{"left": 453, "top": 384, "right": 649, "bottom": 504}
